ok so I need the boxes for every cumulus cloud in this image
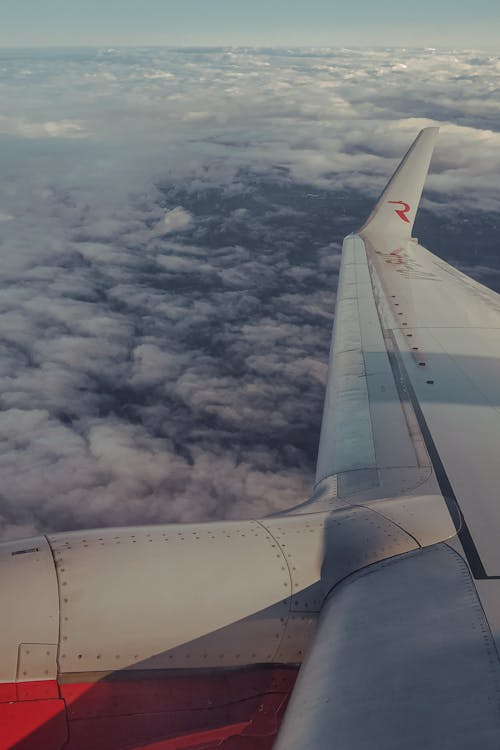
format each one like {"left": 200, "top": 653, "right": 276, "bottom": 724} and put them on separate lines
{"left": 0, "top": 115, "right": 88, "bottom": 139}
{"left": 153, "top": 207, "right": 193, "bottom": 236}
{"left": 0, "top": 46, "right": 499, "bottom": 539}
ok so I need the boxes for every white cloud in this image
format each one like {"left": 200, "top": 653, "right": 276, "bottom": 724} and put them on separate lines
{"left": 0, "top": 115, "right": 88, "bottom": 139}
{"left": 0, "top": 46, "right": 499, "bottom": 539}
{"left": 153, "top": 207, "right": 193, "bottom": 236}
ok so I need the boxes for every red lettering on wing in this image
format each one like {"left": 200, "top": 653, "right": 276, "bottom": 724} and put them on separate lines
{"left": 388, "top": 200, "right": 411, "bottom": 223}
{"left": 388, "top": 246, "right": 404, "bottom": 265}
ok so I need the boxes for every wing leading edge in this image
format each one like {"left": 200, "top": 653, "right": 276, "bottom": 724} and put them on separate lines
{"left": 275, "top": 128, "right": 500, "bottom": 749}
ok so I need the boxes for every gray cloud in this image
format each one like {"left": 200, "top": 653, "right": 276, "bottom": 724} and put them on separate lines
{"left": 0, "top": 46, "right": 499, "bottom": 539}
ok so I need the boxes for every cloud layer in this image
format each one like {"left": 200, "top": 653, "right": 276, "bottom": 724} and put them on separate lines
{"left": 0, "top": 46, "right": 499, "bottom": 539}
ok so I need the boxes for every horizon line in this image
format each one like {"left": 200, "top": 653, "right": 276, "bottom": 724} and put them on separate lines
{"left": 0, "top": 43, "right": 493, "bottom": 52}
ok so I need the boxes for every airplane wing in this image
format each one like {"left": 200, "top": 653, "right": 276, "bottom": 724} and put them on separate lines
{"left": 2, "top": 129, "right": 500, "bottom": 750}
{"left": 274, "top": 128, "right": 500, "bottom": 749}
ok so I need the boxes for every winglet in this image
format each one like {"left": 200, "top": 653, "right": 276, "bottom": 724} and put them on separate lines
{"left": 359, "top": 127, "right": 439, "bottom": 240}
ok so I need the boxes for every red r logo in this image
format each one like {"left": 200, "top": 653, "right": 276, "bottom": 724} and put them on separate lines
{"left": 388, "top": 200, "right": 411, "bottom": 223}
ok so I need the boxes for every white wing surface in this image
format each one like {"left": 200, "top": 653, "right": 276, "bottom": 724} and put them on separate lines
{"left": 275, "top": 128, "right": 500, "bottom": 749}
{"left": 318, "top": 126, "right": 500, "bottom": 580}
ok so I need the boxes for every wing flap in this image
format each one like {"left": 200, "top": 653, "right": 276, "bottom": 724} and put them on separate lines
{"left": 274, "top": 545, "right": 500, "bottom": 750}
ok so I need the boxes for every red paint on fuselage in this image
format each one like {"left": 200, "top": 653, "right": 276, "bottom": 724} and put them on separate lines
{"left": 1, "top": 667, "right": 297, "bottom": 750}
{"left": 0, "top": 697, "right": 68, "bottom": 750}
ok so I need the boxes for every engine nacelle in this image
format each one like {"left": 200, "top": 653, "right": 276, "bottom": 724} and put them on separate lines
{"left": 0, "top": 516, "right": 325, "bottom": 749}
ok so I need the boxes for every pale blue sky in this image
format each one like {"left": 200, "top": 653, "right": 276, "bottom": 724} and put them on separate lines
{"left": 0, "top": 0, "right": 499, "bottom": 49}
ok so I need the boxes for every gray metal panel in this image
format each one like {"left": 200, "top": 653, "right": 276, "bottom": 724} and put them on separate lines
{"left": 316, "top": 236, "right": 376, "bottom": 481}
{"left": 0, "top": 536, "right": 59, "bottom": 683}
{"left": 50, "top": 522, "right": 286, "bottom": 673}
{"left": 367, "top": 233, "right": 500, "bottom": 576}
{"left": 475, "top": 580, "right": 500, "bottom": 656}
{"left": 275, "top": 545, "right": 500, "bottom": 750}
{"left": 47, "top": 517, "right": 326, "bottom": 674}
{"left": 364, "top": 493, "right": 457, "bottom": 548}
{"left": 316, "top": 235, "right": 419, "bottom": 485}
{"left": 320, "top": 505, "right": 419, "bottom": 595}
{"left": 355, "top": 257, "right": 419, "bottom": 470}
{"left": 399, "top": 325, "right": 500, "bottom": 575}
{"left": 259, "top": 515, "right": 326, "bottom": 612}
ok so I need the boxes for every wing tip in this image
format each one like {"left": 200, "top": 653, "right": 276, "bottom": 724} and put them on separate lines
{"left": 359, "top": 126, "right": 439, "bottom": 238}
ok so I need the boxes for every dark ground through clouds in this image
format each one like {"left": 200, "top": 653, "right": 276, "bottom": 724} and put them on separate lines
{"left": 0, "top": 172, "right": 350, "bottom": 538}
{"left": 97, "top": 173, "right": 348, "bottom": 469}
{"left": 0, "top": 46, "right": 499, "bottom": 540}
